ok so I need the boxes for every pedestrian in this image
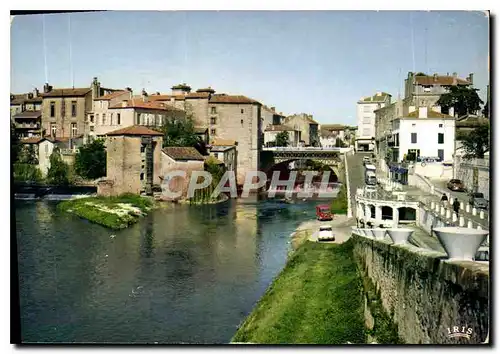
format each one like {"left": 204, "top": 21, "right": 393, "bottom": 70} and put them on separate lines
{"left": 453, "top": 198, "right": 460, "bottom": 218}
{"left": 441, "top": 193, "right": 448, "bottom": 205}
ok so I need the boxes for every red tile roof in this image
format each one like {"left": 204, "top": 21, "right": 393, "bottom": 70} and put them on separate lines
{"left": 106, "top": 125, "right": 164, "bottom": 136}
{"left": 41, "top": 88, "right": 92, "bottom": 97}
{"left": 406, "top": 110, "right": 453, "bottom": 118}
{"left": 148, "top": 95, "right": 186, "bottom": 102}
{"left": 11, "top": 93, "right": 42, "bottom": 105}
{"left": 13, "top": 110, "right": 42, "bottom": 119}
{"left": 94, "top": 90, "right": 129, "bottom": 101}
{"left": 108, "top": 99, "right": 183, "bottom": 112}
{"left": 415, "top": 75, "right": 471, "bottom": 86}
{"left": 162, "top": 147, "right": 205, "bottom": 161}
{"left": 185, "top": 92, "right": 211, "bottom": 99}
{"left": 209, "top": 94, "right": 260, "bottom": 105}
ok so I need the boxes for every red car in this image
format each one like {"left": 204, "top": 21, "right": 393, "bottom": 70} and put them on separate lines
{"left": 316, "top": 204, "right": 333, "bottom": 221}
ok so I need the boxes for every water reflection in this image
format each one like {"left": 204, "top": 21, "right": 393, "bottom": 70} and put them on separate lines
{"left": 15, "top": 198, "right": 322, "bottom": 343}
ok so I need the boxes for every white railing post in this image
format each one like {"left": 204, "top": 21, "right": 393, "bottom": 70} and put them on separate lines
{"left": 459, "top": 216, "right": 465, "bottom": 226}
{"left": 467, "top": 220, "right": 473, "bottom": 229}
{"left": 465, "top": 204, "right": 471, "bottom": 213}
{"left": 479, "top": 210, "right": 485, "bottom": 219}
{"left": 472, "top": 207, "right": 477, "bottom": 216}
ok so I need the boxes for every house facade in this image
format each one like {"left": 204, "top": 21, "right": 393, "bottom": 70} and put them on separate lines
{"left": 209, "top": 139, "right": 237, "bottom": 174}
{"left": 356, "top": 92, "right": 391, "bottom": 152}
{"left": 264, "top": 124, "right": 300, "bottom": 147}
{"left": 11, "top": 89, "right": 43, "bottom": 138}
{"left": 283, "top": 113, "right": 319, "bottom": 146}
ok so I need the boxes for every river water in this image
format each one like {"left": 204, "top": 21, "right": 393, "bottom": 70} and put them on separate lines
{"left": 15, "top": 197, "right": 327, "bottom": 344}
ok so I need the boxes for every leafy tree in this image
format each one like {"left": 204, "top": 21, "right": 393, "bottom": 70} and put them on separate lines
{"left": 459, "top": 124, "right": 490, "bottom": 159}
{"left": 161, "top": 117, "right": 201, "bottom": 147}
{"left": 18, "top": 144, "right": 39, "bottom": 165}
{"left": 415, "top": 72, "right": 427, "bottom": 76}
{"left": 75, "top": 139, "right": 107, "bottom": 180}
{"left": 437, "top": 86, "right": 484, "bottom": 117}
{"left": 13, "top": 163, "right": 43, "bottom": 183}
{"left": 335, "top": 137, "right": 346, "bottom": 148}
{"left": 275, "top": 131, "right": 289, "bottom": 147}
{"left": 11, "top": 121, "right": 20, "bottom": 163}
{"left": 47, "top": 148, "right": 70, "bottom": 185}
{"left": 483, "top": 101, "right": 489, "bottom": 118}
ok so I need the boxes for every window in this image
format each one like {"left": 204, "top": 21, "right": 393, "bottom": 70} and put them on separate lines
{"left": 50, "top": 123, "right": 57, "bottom": 137}
{"left": 71, "top": 123, "right": 78, "bottom": 137}
{"left": 211, "top": 107, "right": 216, "bottom": 114}
{"left": 241, "top": 109, "right": 244, "bottom": 114}
{"left": 45, "top": 144, "right": 48, "bottom": 153}
{"left": 71, "top": 101, "right": 77, "bottom": 117}
{"left": 211, "top": 128, "right": 216, "bottom": 136}
{"left": 95, "top": 114, "right": 99, "bottom": 125}
{"left": 90, "top": 126, "right": 95, "bottom": 132}
{"left": 102, "top": 114, "right": 106, "bottom": 125}
{"left": 50, "top": 102, "right": 55, "bottom": 117}
{"left": 439, "top": 123, "right": 443, "bottom": 128}
{"left": 117, "top": 113, "right": 121, "bottom": 125}
{"left": 140, "top": 173, "right": 145, "bottom": 181}
{"left": 90, "top": 115, "right": 94, "bottom": 123}
{"left": 136, "top": 113, "right": 141, "bottom": 125}
{"left": 363, "top": 105, "right": 371, "bottom": 113}
{"left": 109, "top": 113, "right": 113, "bottom": 125}
{"left": 412, "top": 123, "right": 416, "bottom": 127}
{"left": 438, "top": 133, "right": 444, "bottom": 144}
{"left": 241, "top": 119, "right": 244, "bottom": 125}
{"left": 411, "top": 132, "right": 417, "bottom": 144}
{"left": 210, "top": 117, "right": 216, "bottom": 124}
{"left": 363, "top": 117, "right": 371, "bottom": 124}
{"left": 362, "top": 128, "right": 370, "bottom": 136}
{"left": 437, "top": 149, "right": 444, "bottom": 161}
{"left": 140, "top": 144, "right": 146, "bottom": 153}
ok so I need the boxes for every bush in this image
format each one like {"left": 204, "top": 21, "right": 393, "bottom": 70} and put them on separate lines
{"left": 47, "top": 149, "right": 70, "bottom": 185}
{"left": 74, "top": 139, "right": 107, "bottom": 180}
{"left": 13, "top": 163, "right": 43, "bottom": 183}
{"left": 331, "top": 183, "right": 348, "bottom": 214}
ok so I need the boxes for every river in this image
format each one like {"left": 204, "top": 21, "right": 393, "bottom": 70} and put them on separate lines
{"left": 14, "top": 197, "right": 329, "bottom": 344}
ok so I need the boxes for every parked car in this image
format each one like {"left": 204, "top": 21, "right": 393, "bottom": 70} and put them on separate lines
{"left": 469, "top": 192, "right": 488, "bottom": 210}
{"left": 318, "top": 225, "right": 335, "bottom": 241}
{"left": 447, "top": 179, "right": 465, "bottom": 192}
{"left": 316, "top": 204, "right": 333, "bottom": 221}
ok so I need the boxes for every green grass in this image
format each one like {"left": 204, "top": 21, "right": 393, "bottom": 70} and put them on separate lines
{"left": 232, "top": 240, "right": 366, "bottom": 344}
{"left": 331, "top": 183, "right": 348, "bottom": 215}
{"left": 58, "top": 193, "right": 155, "bottom": 230}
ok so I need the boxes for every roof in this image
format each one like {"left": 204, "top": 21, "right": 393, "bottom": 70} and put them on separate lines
{"left": 210, "top": 145, "right": 234, "bottom": 152}
{"left": 320, "top": 129, "right": 338, "bottom": 138}
{"left": 414, "top": 75, "right": 471, "bottom": 86}
{"left": 41, "top": 88, "right": 92, "bottom": 97}
{"left": 11, "top": 93, "right": 43, "bottom": 105}
{"left": 94, "top": 90, "right": 129, "bottom": 101}
{"left": 20, "top": 137, "right": 45, "bottom": 144}
{"left": 265, "top": 124, "right": 296, "bottom": 132}
{"left": 148, "top": 94, "right": 186, "bottom": 101}
{"left": 13, "top": 110, "right": 42, "bottom": 119}
{"left": 321, "top": 124, "right": 346, "bottom": 131}
{"left": 185, "top": 92, "right": 211, "bottom": 99}
{"left": 359, "top": 92, "right": 392, "bottom": 103}
{"left": 456, "top": 116, "right": 489, "bottom": 128}
{"left": 406, "top": 110, "right": 453, "bottom": 118}
{"left": 196, "top": 87, "right": 216, "bottom": 94}
{"left": 106, "top": 125, "right": 164, "bottom": 137}
{"left": 109, "top": 99, "right": 183, "bottom": 112}
{"left": 162, "top": 147, "right": 205, "bottom": 161}
{"left": 171, "top": 83, "right": 192, "bottom": 90}
{"left": 209, "top": 94, "right": 260, "bottom": 105}
{"left": 194, "top": 127, "right": 208, "bottom": 134}
{"left": 305, "top": 116, "right": 319, "bottom": 124}
{"left": 211, "top": 138, "right": 236, "bottom": 146}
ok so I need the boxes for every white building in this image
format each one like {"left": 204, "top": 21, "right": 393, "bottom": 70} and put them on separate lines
{"left": 391, "top": 107, "right": 455, "bottom": 163}
{"left": 356, "top": 92, "right": 391, "bottom": 151}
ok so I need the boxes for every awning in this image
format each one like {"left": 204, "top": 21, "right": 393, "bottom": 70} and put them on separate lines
{"left": 13, "top": 110, "right": 41, "bottom": 119}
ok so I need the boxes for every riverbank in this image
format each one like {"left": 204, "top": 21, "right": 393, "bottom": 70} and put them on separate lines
{"left": 232, "top": 238, "right": 366, "bottom": 344}
{"left": 58, "top": 194, "right": 157, "bottom": 230}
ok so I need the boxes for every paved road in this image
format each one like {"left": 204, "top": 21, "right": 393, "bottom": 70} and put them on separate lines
{"left": 346, "top": 152, "right": 370, "bottom": 215}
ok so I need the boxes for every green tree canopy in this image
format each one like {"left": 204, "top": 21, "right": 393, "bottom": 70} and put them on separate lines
{"left": 334, "top": 137, "right": 346, "bottom": 148}
{"left": 483, "top": 101, "right": 489, "bottom": 118}
{"left": 275, "top": 131, "right": 290, "bottom": 147}
{"left": 161, "top": 117, "right": 201, "bottom": 147}
{"left": 437, "top": 86, "right": 484, "bottom": 117}
{"left": 11, "top": 121, "right": 20, "bottom": 163}
{"left": 47, "top": 148, "right": 70, "bottom": 185}
{"left": 74, "top": 139, "right": 107, "bottom": 180}
{"left": 18, "top": 144, "right": 38, "bottom": 165}
{"left": 459, "top": 124, "right": 489, "bottom": 159}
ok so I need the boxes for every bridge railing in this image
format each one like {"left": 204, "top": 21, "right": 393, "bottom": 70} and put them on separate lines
{"left": 262, "top": 146, "right": 352, "bottom": 153}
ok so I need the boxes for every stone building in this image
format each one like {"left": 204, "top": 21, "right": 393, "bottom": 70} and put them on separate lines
{"left": 100, "top": 125, "right": 163, "bottom": 196}
{"left": 283, "top": 113, "right": 319, "bottom": 146}
{"left": 264, "top": 124, "right": 300, "bottom": 147}
{"left": 356, "top": 92, "right": 391, "bottom": 152}
{"left": 11, "top": 89, "right": 43, "bottom": 138}
{"left": 319, "top": 124, "right": 353, "bottom": 147}
{"left": 403, "top": 72, "right": 474, "bottom": 112}
{"left": 209, "top": 139, "right": 237, "bottom": 173}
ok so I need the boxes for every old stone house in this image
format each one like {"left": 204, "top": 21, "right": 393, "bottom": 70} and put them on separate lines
{"left": 283, "top": 113, "right": 319, "bottom": 146}
{"left": 11, "top": 88, "right": 43, "bottom": 138}
{"left": 209, "top": 139, "right": 237, "bottom": 174}
{"left": 264, "top": 124, "right": 300, "bottom": 147}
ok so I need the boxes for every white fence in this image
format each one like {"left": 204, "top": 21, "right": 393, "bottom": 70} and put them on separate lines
{"left": 262, "top": 146, "right": 353, "bottom": 153}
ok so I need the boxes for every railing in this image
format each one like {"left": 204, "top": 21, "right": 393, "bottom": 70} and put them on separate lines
{"left": 263, "top": 146, "right": 352, "bottom": 152}
{"left": 456, "top": 156, "right": 490, "bottom": 169}
{"left": 16, "top": 123, "right": 40, "bottom": 129}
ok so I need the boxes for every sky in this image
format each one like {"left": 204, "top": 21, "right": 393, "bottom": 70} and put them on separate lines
{"left": 10, "top": 11, "right": 489, "bottom": 125}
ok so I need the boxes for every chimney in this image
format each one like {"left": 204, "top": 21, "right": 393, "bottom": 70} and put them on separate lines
{"left": 433, "top": 73, "right": 438, "bottom": 82}
{"left": 468, "top": 73, "right": 474, "bottom": 84}
{"left": 33, "top": 88, "right": 39, "bottom": 97}
{"left": 452, "top": 72, "right": 458, "bottom": 78}
{"left": 271, "top": 106, "right": 275, "bottom": 111}
{"left": 91, "top": 77, "right": 101, "bottom": 100}
{"left": 43, "top": 83, "right": 52, "bottom": 93}
{"left": 121, "top": 101, "right": 128, "bottom": 108}
{"left": 408, "top": 72, "right": 413, "bottom": 79}
{"left": 141, "top": 89, "right": 148, "bottom": 102}
{"left": 125, "top": 87, "right": 132, "bottom": 92}
{"left": 156, "top": 92, "right": 160, "bottom": 95}
{"left": 418, "top": 106, "right": 428, "bottom": 118}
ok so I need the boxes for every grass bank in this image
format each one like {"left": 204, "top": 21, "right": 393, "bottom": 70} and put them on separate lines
{"left": 58, "top": 194, "right": 155, "bottom": 230}
{"left": 232, "top": 239, "right": 366, "bottom": 344}
{"left": 331, "top": 182, "right": 348, "bottom": 215}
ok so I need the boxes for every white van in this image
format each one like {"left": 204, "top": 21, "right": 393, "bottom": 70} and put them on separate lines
{"left": 318, "top": 225, "right": 335, "bottom": 241}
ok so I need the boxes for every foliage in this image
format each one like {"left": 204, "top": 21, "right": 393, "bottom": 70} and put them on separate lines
{"left": 335, "top": 137, "right": 346, "bottom": 148}
{"left": 11, "top": 121, "right": 20, "bottom": 163}
{"left": 74, "top": 139, "right": 107, "bottom": 180}
{"left": 331, "top": 183, "right": 348, "bottom": 215}
{"left": 459, "top": 124, "right": 490, "bottom": 159}
{"left": 305, "top": 159, "right": 331, "bottom": 172}
{"left": 47, "top": 148, "right": 70, "bottom": 185}
{"left": 415, "top": 72, "right": 427, "bottom": 76}
{"left": 190, "top": 156, "right": 226, "bottom": 204}
{"left": 232, "top": 239, "right": 366, "bottom": 344}
{"left": 58, "top": 193, "right": 154, "bottom": 230}
{"left": 161, "top": 116, "right": 201, "bottom": 148}
{"left": 18, "top": 144, "right": 38, "bottom": 164}
{"left": 13, "top": 163, "right": 43, "bottom": 183}
{"left": 436, "top": 86, "right": 484, "bottom": 117}
{"left": 275, "top": 131, "right": 290, "bottom": 147}
{"left": 483, "top": 101, "right": 489, "bottom": 118}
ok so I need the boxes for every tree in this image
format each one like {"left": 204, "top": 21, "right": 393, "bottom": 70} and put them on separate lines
{"left": 11, "top": 121, "right": 20, "bottom": 163}
{"left": 47, "top": 148, "right": 70, "bottom": 185}
{"left": 75, "top": 139, "right": 106, "bottom": 180}
{"left": 275, "top": 131, "right": 289, "bottom": 147}
{"left": 334, "top": 137, "right": 346, "bottom": 148}
{"left": 437, "top": 86, "right": 484, "bottom": 117}
{"left": 13, "top": 163, "right": 43, "bottom": 183}
{"left": 483, "top": 101, "right": 489, "bottom": 118}
{"left": 459, "top": 124, "right": 490, "bottom": 159}
{"left": 161, "top": 116, "right": 201, "bottom": 147}
{"left": 18, "top": 144, "right": 38, "bottom": 165}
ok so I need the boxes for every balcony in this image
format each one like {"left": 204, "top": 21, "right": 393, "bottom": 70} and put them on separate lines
{"left": 16, "top": 123, "right": 40, "bottom": 129}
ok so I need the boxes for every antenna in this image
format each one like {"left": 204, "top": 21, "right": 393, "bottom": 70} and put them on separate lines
{"left": 68, "top": 14, "right": 74, "bottom": 88}
{"left": 42, "top": 15, "right": 48, "bottom": 83}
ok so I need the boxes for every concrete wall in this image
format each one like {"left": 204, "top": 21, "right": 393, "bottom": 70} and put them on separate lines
{"left": 38, "top": 140, "right": 55, "bottom": 176}
{"left": 352, "top": 233, "right": 489, "bottom": 344}
{"left": 454, "top": 162, "right": 489, "bottom": 200}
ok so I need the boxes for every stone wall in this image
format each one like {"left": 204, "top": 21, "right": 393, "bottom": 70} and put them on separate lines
{"left": 352, "top": 233, "right": 489, "bottom": 344}
{"left": 454, "top": 161, "right": 489, "bottom": 200}
{"left": 42, "top": 92, "right": 91, "bottom": 138}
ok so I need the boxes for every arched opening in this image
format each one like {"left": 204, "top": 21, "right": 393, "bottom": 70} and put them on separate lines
{"left": 369, "top": 205, "right": 376, "bottom": 219}
{"left": 381, "top": 206, "right": 393, "bottom": 220}
{"left": 398, "top": 207, "right": 416, "bottom": 222}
